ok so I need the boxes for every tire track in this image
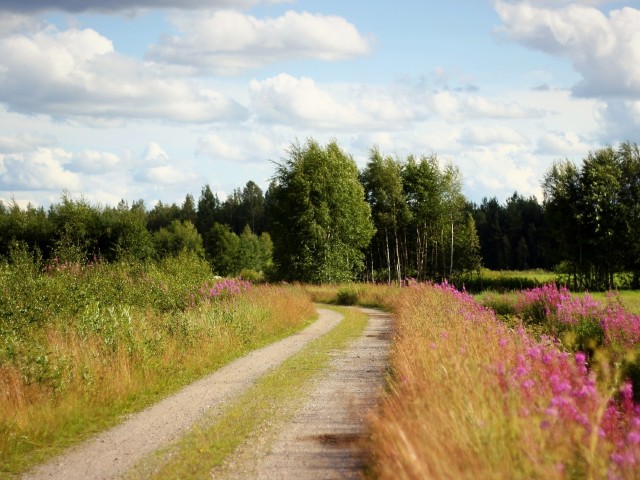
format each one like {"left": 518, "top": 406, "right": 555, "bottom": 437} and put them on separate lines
{"left": 224, "top": 307, "right": 393, "bottom": 480}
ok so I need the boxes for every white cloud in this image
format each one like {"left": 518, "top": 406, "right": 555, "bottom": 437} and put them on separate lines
{"left": 596, "top": 99, "right": 640, "bottom": 142}
{"left": 536, "top": 131, "right": 592, "bottom": 155}
{"left": 147, "top": 10, "right": 371, "bottom": 76}
{"left": 135, "top": 142, "right": 198, "bottom": 185}
{"left": 0, "top": 13, "right": 43, "bottom": 35}
{"left": 494, "top": 1, "right": 640, "bottom": 98}
{"left": 459, "top": 145, "right": 543, "bottom": 201}
{"left": 142, "top": 142, "right": 170, "bottom": 165}
{"left": 136, "top": 165, "right": 197, "bottom": 185}
{"left": 429, "top": 90, "right": 544, "bottom": 122}
{"left": 197, "top": 130, "right": 278, "bottom": 163}
{"left": 0, "top": 0, "right": 292, "bottom": 14}
{"left": 250, "top": 74, "right": 372, "bottom": 129}
{"left": 0, "top": 26, "right": 247, "bottom": 123}
{"left": 461, "top": 125, "right": 529, "bottom": 145}
{"left": 0, "top": 148, "right": 82, "bottom": 191}
{"left": 249, "top": 74, "right": 540, "bottom": 130}
{"left": 67, "top": 150, "right": 122, "bottom": 174}
{"left": 0, "top": 133, "right": 57, "bottom": 153}
{"left": 495, "top": 0, "right": 622, "bottom": 8}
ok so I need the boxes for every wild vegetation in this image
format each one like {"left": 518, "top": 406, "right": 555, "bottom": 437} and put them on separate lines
{"left": 268, "top": 139, "right": 375, "bottom": 283}
{"left": 2, "top": 140, "right": 639, "bottom": 288}
{"left": 0, "top": 249, "right": 314, "bottom": 475}
{"left": 313, "top": 282, "right": 640, "bottom": 479}
{"left": 2, "top": 137, "right": 640, "bottom": 477}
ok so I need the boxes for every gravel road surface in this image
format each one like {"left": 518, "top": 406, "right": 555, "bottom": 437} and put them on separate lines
{"left": 219, "top": 307, "right": 393, "bottom": 480}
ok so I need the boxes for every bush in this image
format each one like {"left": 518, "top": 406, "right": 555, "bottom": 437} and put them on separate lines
{"left": 336, "top": 286, "right": 360, "bottom": 305}
{"left": 239, "top": 268, "right": 265, "bottom": 283}
{"left": 480, "top": 293, "right": 517, "bottom": 318}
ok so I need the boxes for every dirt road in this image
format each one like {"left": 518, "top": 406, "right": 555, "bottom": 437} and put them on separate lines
{"left": 252, "top": 307, "right": 392, "bottom": 479}
{"left": 22, "top": 307, "right": 392, "bottom": 480}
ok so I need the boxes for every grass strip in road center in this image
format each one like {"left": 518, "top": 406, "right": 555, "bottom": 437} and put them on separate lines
{"left": 125, "top": 306, "right": 368, "bottom": 480}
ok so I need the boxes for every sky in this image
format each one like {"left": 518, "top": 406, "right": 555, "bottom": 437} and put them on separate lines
{"left": 0, "top": 0, "right": 639, "bottom": 209}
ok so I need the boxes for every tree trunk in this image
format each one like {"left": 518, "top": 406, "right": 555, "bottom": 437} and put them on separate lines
{"left": 385, "top": 229, "right": 391, "bottom": 284}
{"left": 415, "top": 225, "right": 422, "bottom": 280}
{"left": 449, "top": 220, "right": 454, "bottom": 280}
{"left": 394, "top": 226, "right": 402, "bottom": 283}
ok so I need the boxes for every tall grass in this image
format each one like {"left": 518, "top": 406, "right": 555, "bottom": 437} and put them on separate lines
{"left": 303, "top": 283, "right": 400, "bottom": 309}
{"left": 453, "top": 268, "right": 555, "bottom": 293}
{"left": 0, "top": 253, "right": 314, "bottom": 475}
{"left": 368, "top": 282, "right": 640, "bottom": 479}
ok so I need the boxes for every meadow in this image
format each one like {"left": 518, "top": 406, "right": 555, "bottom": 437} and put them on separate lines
{"left": 3, "top": 251, "right": 640, "bottom": 479}
{"left": 311, "top": 282, "right": 640, "bottom": 479}
{"left": 0, "top": 249, "right": 314, "bottom": 476}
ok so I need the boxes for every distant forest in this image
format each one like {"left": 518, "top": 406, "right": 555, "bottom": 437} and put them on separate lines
{"left": 1, "top": 140, "right": 638, "bottom": 289}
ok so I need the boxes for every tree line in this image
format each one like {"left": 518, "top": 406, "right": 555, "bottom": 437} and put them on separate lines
{"left": 1, "top": 139, "right": 638, "bottom": 288}
{"left": 0, "top": 182, "right": 273, "bottom": 279}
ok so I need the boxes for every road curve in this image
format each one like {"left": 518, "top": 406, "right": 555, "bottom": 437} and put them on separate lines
{"left": 22, "top": 308, "right": 343, "bottom": 480}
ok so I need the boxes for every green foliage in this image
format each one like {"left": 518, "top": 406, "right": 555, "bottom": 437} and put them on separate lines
{"left": 471, "top": 193, "right": 546, "bottom": 272}
{"left": 0, "top": 250, "right": 212, "bottom": 340}
{"left": 0, "top": 258, "right": 314, "bottom": 474}
{"left": 204, "top": 223, "right": 272, "bottom": 277}
{"left": 543, "top": 142, "right": 640, "bottom": 290}
{"left": 336, "top": 286, "right": 361, "bottom": 305}
{"left": 180, "top": 194, "right": 197, "bottom": 225}
{"left": 147, "top": 200, "right": 182, "bottom": 232}
{"left": 48, "top": 193, "right": 101, "bottom": 263}
{"left": 205, "top": 222, "right": 240, "bottom": 276}
{"left": 456, "top": 268, "right": 552, "bottom": 293}
{"left": 360, "top": 150, "right": 479, "bottom": 283}
{"left": 239, "top": 268, "right": 265, "bottom": 283}
{"left": 152, "top": 220, "right": 204, "bottom": 259}
{"left": 478, "top": 292, "right": 517, "bottom": 317}
{"left": 196, "top": 184, "right": 221, "bottom": 237}
{"left": 454, "top": 213, "right": 482, "bottom": 275}
{"left": 99, "top": 201, "right": 154, "bottom": 262}
{"left": 268, "top": 138, "right": 375, "bottom": 283}
{"left": 361, "top": 148, "right": 411, "bottom": 283}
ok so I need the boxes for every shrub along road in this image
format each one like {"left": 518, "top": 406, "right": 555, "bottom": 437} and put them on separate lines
{"left": 21, "top": 307, "right": 392, "bottom": 480}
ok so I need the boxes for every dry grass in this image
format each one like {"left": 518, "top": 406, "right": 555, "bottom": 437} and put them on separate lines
{"left": 303, "top": 283, "right": 401, "bottom": 309}
{"left": 366, "top": 283, "right": 637, "bottom": 480}
{"left": 0, "top": 285, "right": 314, "bottom": 476}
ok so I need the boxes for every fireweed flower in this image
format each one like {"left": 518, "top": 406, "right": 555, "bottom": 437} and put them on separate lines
{"left": 199, "top": 278, "right": 252, "bottom": 300}
{"left": 515, "top": 284, "right": 640, "bottom": 350}
{"left": 423, "top": 280, "right": 640, "bottom": 477}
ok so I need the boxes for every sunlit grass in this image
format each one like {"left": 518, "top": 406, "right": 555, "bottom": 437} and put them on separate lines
{"left": 0, "top": 284, "right": 314, "bottom": 477}
{"left": 303, "top": 283, "right": 400, "bottom": 309}
{"left": 586, "top": 290, "right": 640, "bottom": 315}
{"left": 480, "top": 268, "right": 556, "bottom": 283}
{"left": 367, "top": 283, "right": 640, "bottom": 479}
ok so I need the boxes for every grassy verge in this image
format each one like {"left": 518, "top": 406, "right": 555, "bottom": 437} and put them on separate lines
{"left": 126, "top": 306, "right": 369, "bottom": 480}
{"left": 303, "top": 283, "right": 400, "bottom": 309}
{"left": 367, "top": 283, "right": 640, "bottom": 479}
{"left": 0, "top": 285, "right": 314, "bottom": 478}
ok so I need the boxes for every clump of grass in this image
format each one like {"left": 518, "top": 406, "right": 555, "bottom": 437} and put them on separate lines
{"left": 336, "top": 286, "right": 360, "bottom": 305}
{"left": 305, "top": 283, "right": 400, "bottom": 309}
{"left": 453, "top": 268, "right": 556, "bottom": 293}
{"left": 477, "top": 291, "right": 518, "bottom": 318}
{"left": 367, "top": 282, "right": 640, "bottom": 479}
{"left": 0, "top": 255, "right": 314, "bottom": 476}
